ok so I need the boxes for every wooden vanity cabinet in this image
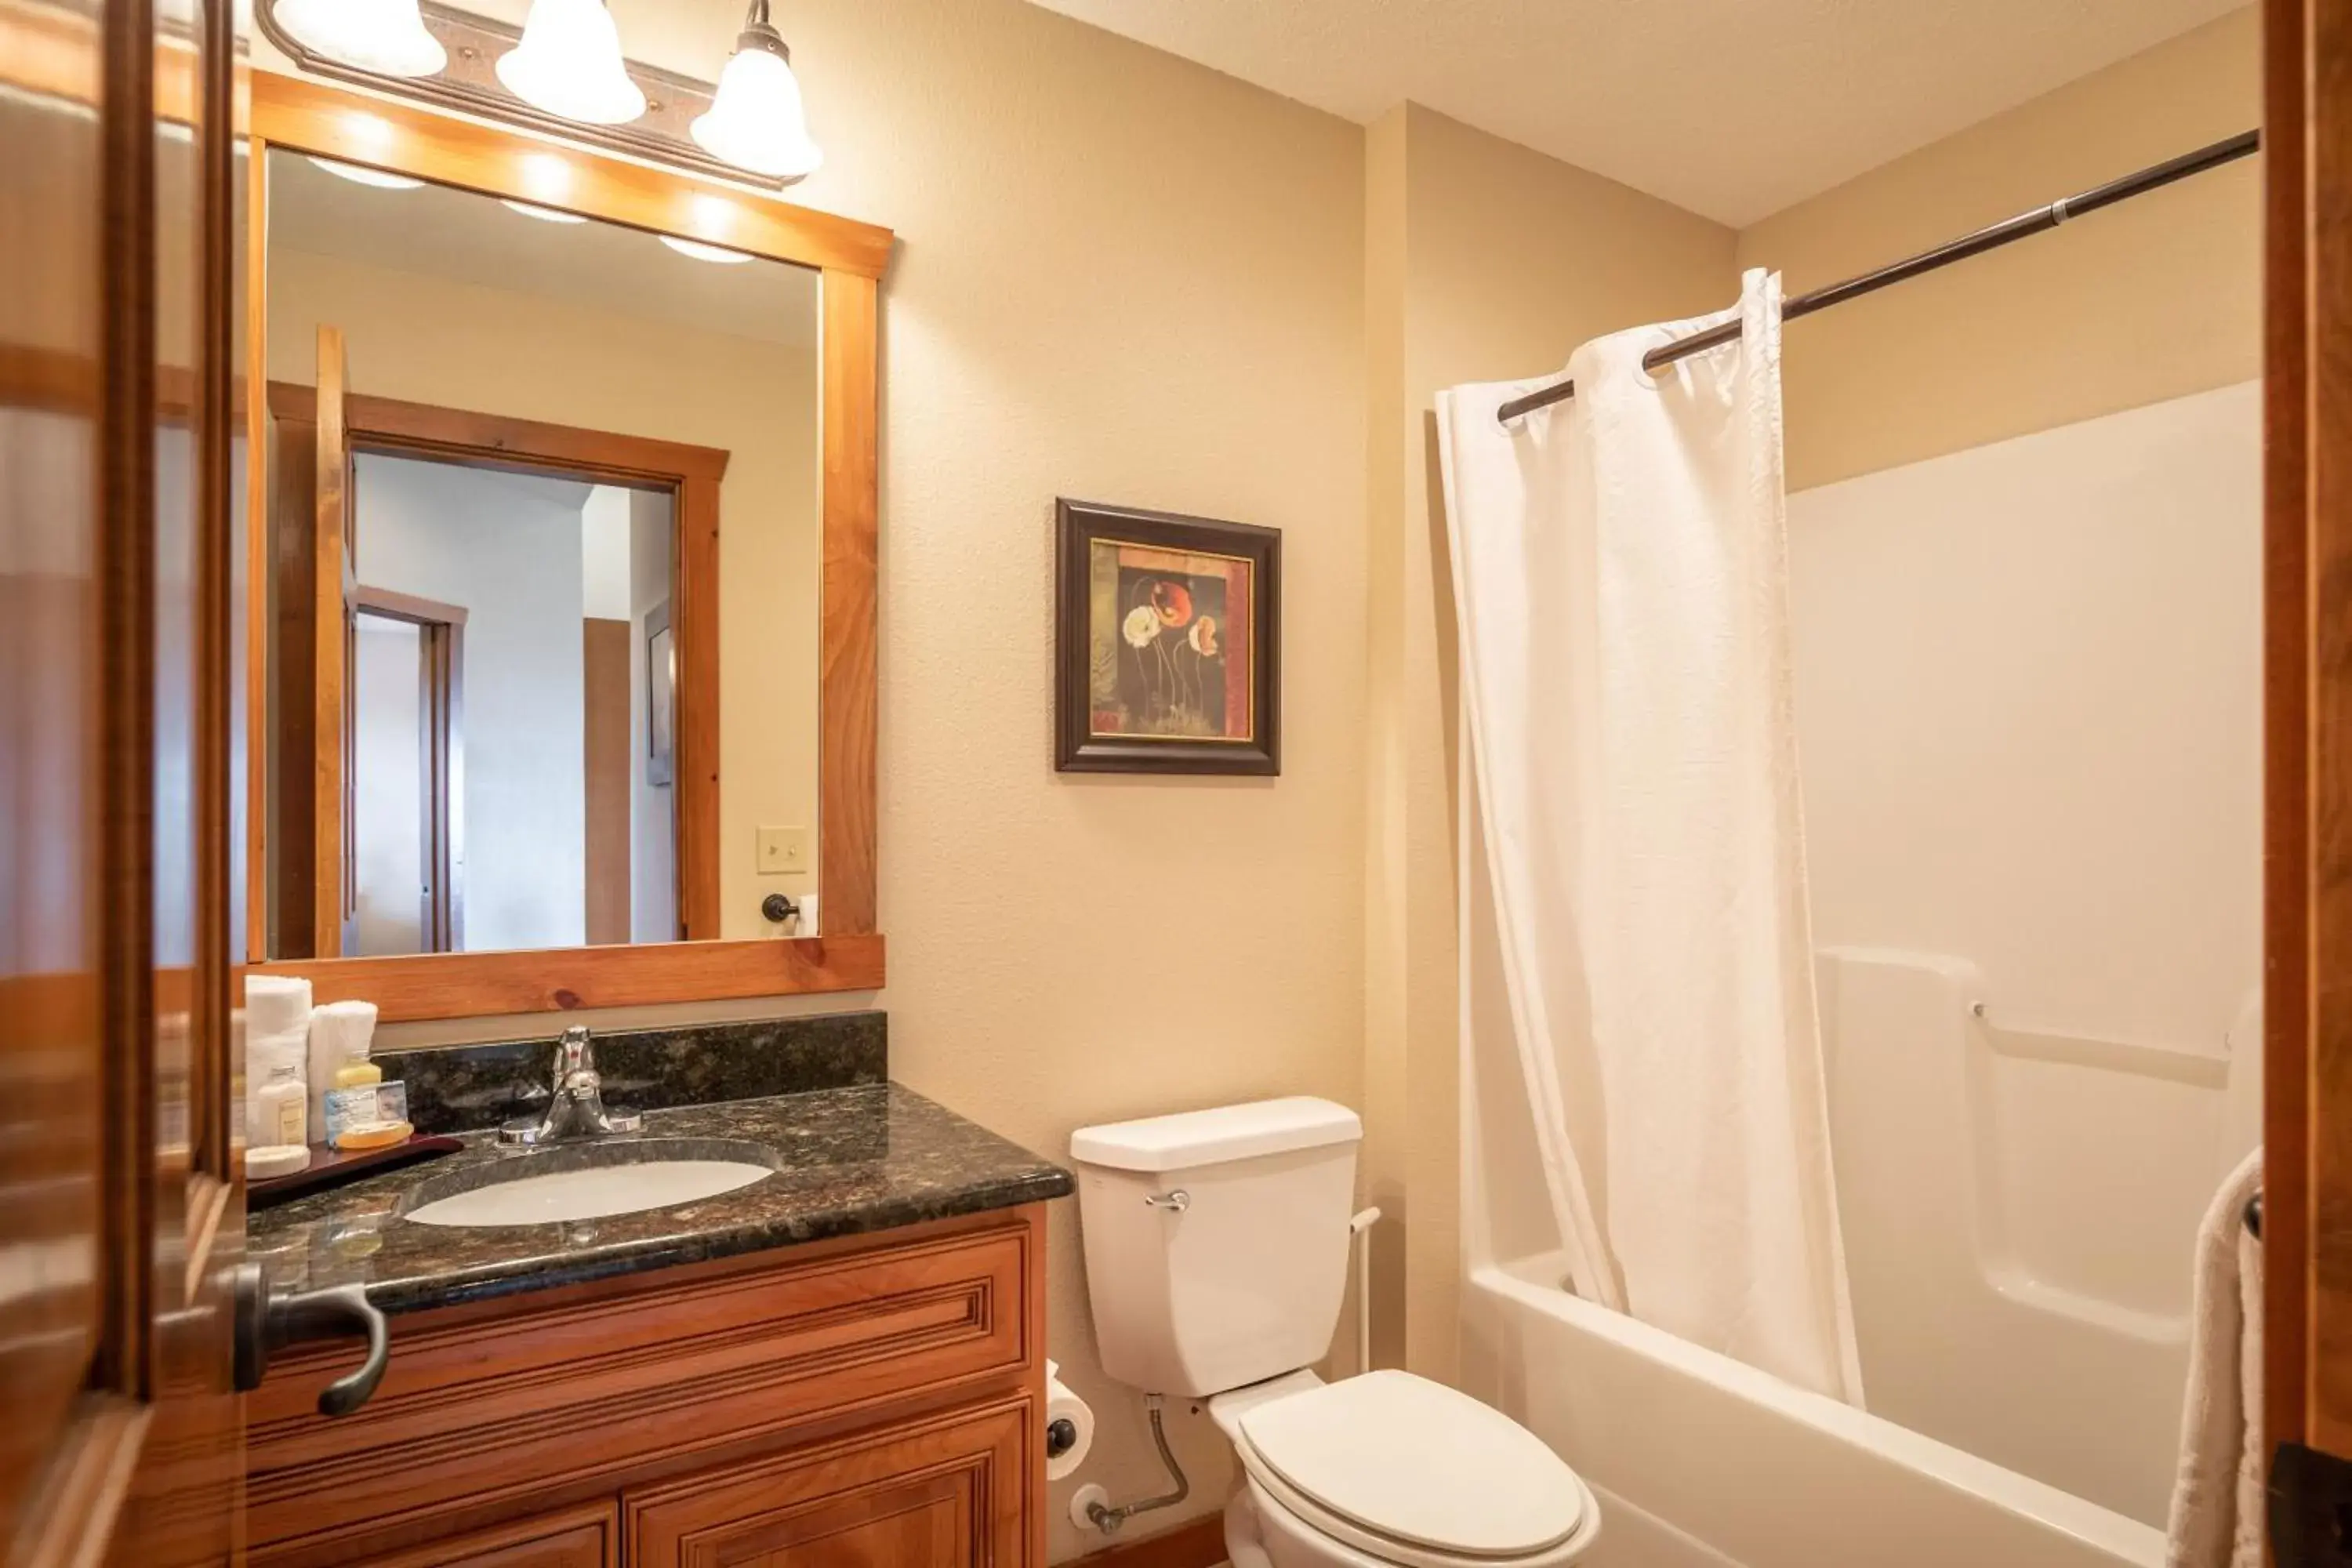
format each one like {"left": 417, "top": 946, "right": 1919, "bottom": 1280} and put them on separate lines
{"left": 249, "top": 1206, "right": 1048, "bottom": 1568}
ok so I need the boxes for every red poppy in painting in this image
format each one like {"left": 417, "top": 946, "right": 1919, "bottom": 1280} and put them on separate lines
{"left": 1150, "top": 579, "right": 1194, "bottom": 627}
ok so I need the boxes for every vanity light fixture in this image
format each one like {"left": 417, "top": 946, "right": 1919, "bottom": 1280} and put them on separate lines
{"left": 500, "top": 198, "right": 588, "bottom": 223}
{"left": 659, "top": 235, "right": 756, "bottom": 265}
{"left": 258, "top": 0, "right": 822, "bottom": 192}
{"left": 307, "top": 155, "right": 426, "bottom": 191}
{"left": 496, "top": 0, "right": 646, "bottom": 126}
{"left": 272, "top": 0, "right": 445, "bottom": 77}
{"left": 690, "top": 0, "right": 823, "bottom": 180}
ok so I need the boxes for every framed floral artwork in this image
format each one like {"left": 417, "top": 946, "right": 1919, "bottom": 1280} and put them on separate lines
{"left": 1054, "top": 499, "right": 1280, "bottom": 775}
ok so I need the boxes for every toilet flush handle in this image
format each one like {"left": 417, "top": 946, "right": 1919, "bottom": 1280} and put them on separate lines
{"left": 1143, "top": 1189, "right": 1190, "bottom": 1212}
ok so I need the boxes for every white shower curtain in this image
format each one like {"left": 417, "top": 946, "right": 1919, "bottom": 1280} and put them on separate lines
{"left": 1438, "top": 269, "right": 1864, "bottom": 1405}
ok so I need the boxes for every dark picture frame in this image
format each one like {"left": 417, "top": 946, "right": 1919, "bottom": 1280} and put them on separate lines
{"left": 1054, "top": 498, "right": 1280, "bottom": 775}
{"left": 644, "top": 597, "right": 675, "bottom": 787}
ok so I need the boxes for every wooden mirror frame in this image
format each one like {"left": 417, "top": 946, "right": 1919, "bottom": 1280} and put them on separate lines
{"left": 245, "top": 70, "right": 888, "bottom": 1020}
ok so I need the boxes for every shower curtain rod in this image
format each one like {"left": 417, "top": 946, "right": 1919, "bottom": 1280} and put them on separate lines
{"left": 1495, "top": 128, "right": 2261, "bottom": 426}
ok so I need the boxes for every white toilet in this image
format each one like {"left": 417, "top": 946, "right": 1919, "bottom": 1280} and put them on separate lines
{"left": 1071, "top": 1098, "right": 1600, "bottom": 1568}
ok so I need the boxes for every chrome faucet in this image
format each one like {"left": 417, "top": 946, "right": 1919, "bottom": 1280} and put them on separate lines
{"left": 499, "top": 1025, "right": 644, "bottom": 1145}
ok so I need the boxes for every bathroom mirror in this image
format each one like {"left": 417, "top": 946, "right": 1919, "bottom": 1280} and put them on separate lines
{"left": 258, "top": 147, "right": 816, "bottom": 959}
{"left": 245, "top": 72, "right": 891, "bottom": 1018}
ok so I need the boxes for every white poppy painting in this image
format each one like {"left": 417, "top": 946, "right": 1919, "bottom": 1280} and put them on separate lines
{"left": 1054, "top": 499, "right": 1280, "bottom": 775}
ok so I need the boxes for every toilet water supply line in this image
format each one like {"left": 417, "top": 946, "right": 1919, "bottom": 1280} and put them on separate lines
{"left": 1082, "top": 1207, "right": 1383, "bottom": 1537}
{"left": 1083, "top": 1394, "right": 1190, "bottom": 1536}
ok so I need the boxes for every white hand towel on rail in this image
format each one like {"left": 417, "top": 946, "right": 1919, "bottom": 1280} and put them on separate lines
{"left": 2165, "top": 1146, "right": 2262, "bottom": 1568}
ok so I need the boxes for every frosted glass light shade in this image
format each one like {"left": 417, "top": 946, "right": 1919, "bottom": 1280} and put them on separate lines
{"left": 501, "top": 198, "right": 586, "bottom": 223}
{"left": 659, "top": 235, "right": 754, "bottom": 265}
{"left": 274, "top": 0, "right": 445, "bottom": 77}
{"left": 495, "top": 0, "right": 645, "bottom": 126}
{"left": 307, "top": 156, "right": 424, "bottom": 191}
{"left": 691, "top": 38, "right": 822, "bottom": 180}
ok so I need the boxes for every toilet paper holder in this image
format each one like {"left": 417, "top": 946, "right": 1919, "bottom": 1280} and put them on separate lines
{"left": 1045, "top": 1357, "right": 1101, "bottom": 1493}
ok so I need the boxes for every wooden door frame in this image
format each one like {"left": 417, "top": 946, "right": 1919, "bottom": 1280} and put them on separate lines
{"left": 2263, "top": 0, "right": 2309, "bottom": 1471}
{"left": 1, "top": 8, "right": 245, "bottom": 1564}
{"left": 245, "top": 70, "right": 888, "bottom": 1018}
{"left": 354, "top": 585, "right": 469, "bottom": 953}
{"left": 2263, "top": 0, "right": 2352, "bottom": 1479}
{"left": 264, "top": 380, "right": 726, "bottom": 954}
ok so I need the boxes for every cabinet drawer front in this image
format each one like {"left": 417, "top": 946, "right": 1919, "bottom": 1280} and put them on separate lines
{"left": 249, "top": 1215, "right": 1039, "bottom": 1559}
{"left": 347, "top": 1502, "right": 618, "bottom": 1568}
{"left": 626, "top": 1398, "right": 1033, "bottom": 1568}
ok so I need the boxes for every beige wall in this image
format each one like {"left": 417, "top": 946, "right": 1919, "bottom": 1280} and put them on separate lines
{"left": 265, "top": 247, "right": 824, "bottom": 936}
{"left": 1364, "top": 105, "right": 1736, "bottom": 1381}
{"left": 1740, "top": 8, "right": 2259, "bottom": 492}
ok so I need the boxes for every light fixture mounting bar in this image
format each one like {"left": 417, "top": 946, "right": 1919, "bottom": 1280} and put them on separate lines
{"left": 256, "top": 0, "right": 801, "bottom": 192}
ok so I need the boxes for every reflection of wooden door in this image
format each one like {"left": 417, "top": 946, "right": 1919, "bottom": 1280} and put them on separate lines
{"left": 584, "top": 617, "right": 633, "bottom": 945}
{"left": 626, "top": 1403, "right": 1028, "bottom": 1568}
{"left": 2, "top": 0, "right": 247, "bottom": 1560}
{"left": 316, "top": 325, "right": 358, "bottom": 957}
{"left": 354, "top": 586, "right": 467, "bottom": 953}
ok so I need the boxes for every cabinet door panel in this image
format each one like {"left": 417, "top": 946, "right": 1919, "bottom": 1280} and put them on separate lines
{"left": 629, "top": 1398, "right": 1031, "bottom": 1568}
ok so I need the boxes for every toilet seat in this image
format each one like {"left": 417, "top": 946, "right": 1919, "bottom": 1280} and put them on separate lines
{"left": 1230, "top": 1370, "right": 1599, "bottom": 1567}
{"left": 1241, "top": 1472, "right": 1600, "bottom": 1568}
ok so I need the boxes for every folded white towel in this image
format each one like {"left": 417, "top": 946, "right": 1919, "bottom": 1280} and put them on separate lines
{"left": 2165, "top": 1146, "right": 2263, "bottom": 1568}
{"left": 243, "top": 973, "right": 312, "bottom": 1038}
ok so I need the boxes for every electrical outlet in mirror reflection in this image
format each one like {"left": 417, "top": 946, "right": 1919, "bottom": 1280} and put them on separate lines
{"left": 756, "top": 826, "right": 809, "bottom": 875}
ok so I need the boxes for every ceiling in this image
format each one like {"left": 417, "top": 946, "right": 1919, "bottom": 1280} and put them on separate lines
{"left": 1019, "top": 0, "right": 2247, "bottom": 226}
{"left": 267, "top": 149, "right": 820, "bottom": 347}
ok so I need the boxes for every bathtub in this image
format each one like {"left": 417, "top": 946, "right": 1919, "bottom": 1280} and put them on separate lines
{"left": 1460, "top": 1254, "right": 2163, "bottom": 1568}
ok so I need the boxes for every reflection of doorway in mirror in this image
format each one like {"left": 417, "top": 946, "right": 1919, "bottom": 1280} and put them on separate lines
{"left": 353, "top": 614, "right": 427, "bottom": 956}
{"left": 350, "top": 586, "right": 466, "bottom": 956}
{"left": 343, "top": 454, "right": 677, "bottom": 954}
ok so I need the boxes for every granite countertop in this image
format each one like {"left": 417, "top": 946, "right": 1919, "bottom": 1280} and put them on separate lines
{"left": 249, "top": 1084, "right": 1073, "bottom": 1316}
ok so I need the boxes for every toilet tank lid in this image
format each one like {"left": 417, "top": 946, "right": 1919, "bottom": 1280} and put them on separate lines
{"left": 1071, "top": 1097, "right": 1361, "bottom": 1173}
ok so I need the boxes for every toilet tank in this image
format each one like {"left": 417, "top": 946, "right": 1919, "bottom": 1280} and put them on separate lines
{"left": 1071, "top": 1098, "right": 1360, "bottom": 1399}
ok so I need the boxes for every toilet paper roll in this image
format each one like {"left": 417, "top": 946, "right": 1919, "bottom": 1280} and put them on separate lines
{"left": 245, "top": 974, "right": 312, "bottom": 1039}
{"left": 1044, "top": 1359, "right": 1094, "bottom": 1482}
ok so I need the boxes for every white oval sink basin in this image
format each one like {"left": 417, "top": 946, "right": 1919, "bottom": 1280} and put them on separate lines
{"left": 406, "top": 1156, "right": 772, "bottom": 1227}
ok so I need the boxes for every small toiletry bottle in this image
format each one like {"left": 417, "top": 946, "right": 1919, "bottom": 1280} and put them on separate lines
{"left": 254, "top": 1059, "right": 307, "bottom": 1147}
{"left": 333, "top": 1058, "right": 383, "bottom": 1090}
{"left": 245, "top": 1025, "right": 310, "bottom": 1147}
